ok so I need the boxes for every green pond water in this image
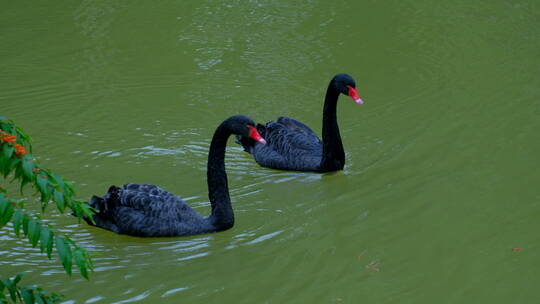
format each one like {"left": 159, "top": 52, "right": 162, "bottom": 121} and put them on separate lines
{"left": 1, "top": 0, "right": 540, "bottom": 303}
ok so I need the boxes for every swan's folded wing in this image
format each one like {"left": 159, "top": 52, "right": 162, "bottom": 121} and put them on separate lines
{"left": 251, "top": 121, "right": 322, "bottom": 171}
{"left": 118, "top": 183, "right": 186, "bottom": 216}
{"left": 276, "top": 116, "right": 318, "bottom": 138}
{"left": 264, "top": 120, "right": 321, "bottom": 152}
{"left": 98, "top": 183, "right": 206, "bottom": 237}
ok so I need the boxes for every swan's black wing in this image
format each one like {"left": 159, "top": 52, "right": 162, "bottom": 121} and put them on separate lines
{"left": 275, "top": 116, "right": 318, "bottom": 139}
{"left": 237, "top": 117, "right": 323, "bottom": 171}
{"left": 87, "top": 183, "right": 213, "bottom": 237}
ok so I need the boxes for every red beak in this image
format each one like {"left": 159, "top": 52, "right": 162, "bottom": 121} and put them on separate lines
{"left": 248, "top": 125, "right": 267, "bottom": 144}
{"left": 347, "top": 85, "right": 364, "bottom": 105}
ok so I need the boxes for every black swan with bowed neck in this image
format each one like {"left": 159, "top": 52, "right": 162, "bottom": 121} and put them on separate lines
{"left": 236, "top": 74, "right": 364, "bottom": 173}
{"left": 83, "top": 115, "right": 266, "bottom": 237}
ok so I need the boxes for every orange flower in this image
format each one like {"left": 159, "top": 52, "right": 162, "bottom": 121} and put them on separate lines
{"left": 1, "top": 133, "right": 17, "bottom": 143}
{"left": 33, "top": 168, "right": 40, "bottom": 174}
{"left": 14, "top": 144, "right": 27, "bottom": 156}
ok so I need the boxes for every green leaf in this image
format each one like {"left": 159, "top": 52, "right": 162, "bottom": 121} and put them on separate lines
{"left": 70, "top": 202, "right": 82, "bottom": 218}
{"left": 72, "top": 200, "right": 95, "bottom": 220}
{"left": 0, "top": 153, "right": 14, "bottom": 177}
{"left": 1, "top": 145, "right": 15, "bottom": 177}
{"left": 14, "top": 160, "right": 23, "bottom": 180}
{"left": 63, "top": 182, "right": 76, "bottom": 201}
{"left": 13, "top": 273, "right": 25, "bottom": 284}
{"left": 49, "top": 173, "right": 65, "bottom": 189}
{"left": 55, "top": 237, "right": 72, "bottom": 275}
{"left": 1, "top": 144, "right": 14, "bottom": 159}
{"left": 0, "top": 197, "right": 14, "bottom": 228}
{"left": 19, "top": 179, "right": 29, "bottom": 195}
{"left": 36, "top": 295, "right": 45, "bottom": 304}
{"left": 12, "top": 209, "right": 23, "bottom": 236}
{"left": 6, "top": 157, "right": 21, "bottom": 176}
{"left": 46, "top": 230, "right": 54, "bottom": 259}
{"left": 1, "top": 123, "right": 14, "bottom": 133}
{"left": 53, "top": 190, "right": 65, "bottom": 213}
{"left": 22, "top": 215, "right": 30, "bottom": 235}
{"left": 39, "top": 227, "right": 50, "bottom": 253}
{"left": 3, "top": 278, "right": 16, "bottom": 302}
{"left": 21, "top": 288, "right": 33, "bottom": 304}
{"left": 35, "top": 176, "right": 50, "bottom": 202}
{"left": 28, "top": 219, "right": 41, "bottom": 247}
{"left": 74, "top": 248, "right": 89, "bottom": 279}
{"left": 21, "top": 159, "right": 35, "bottom": 182}
{"left": 38, "top": 227, "right": 54, "bottom": 259}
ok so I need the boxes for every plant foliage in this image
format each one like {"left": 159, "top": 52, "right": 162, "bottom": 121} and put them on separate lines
{"left": 0, "top": 117, "right": 95, "bottom": 303}
{"left": 1, "top": 273, "right": 62, "bottom": 304}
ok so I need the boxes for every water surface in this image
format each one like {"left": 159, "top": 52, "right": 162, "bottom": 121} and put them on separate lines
{"left": 1, "top": 0, "right": 539, "bottom": 303}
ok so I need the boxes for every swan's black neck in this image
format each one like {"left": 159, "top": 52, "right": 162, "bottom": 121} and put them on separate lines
{"left": 207, "top": 122, "right": 234, "bottom": 231}
{"left": 320, "top": 79, "right": 345, "bottom": 172}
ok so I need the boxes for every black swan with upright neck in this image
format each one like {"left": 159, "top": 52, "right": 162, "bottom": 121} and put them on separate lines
{"left": 237, "top": 74, "right": 363, "bottom": 172}
{"left": 83, "top": 115, "right": 266, "bottom": 237}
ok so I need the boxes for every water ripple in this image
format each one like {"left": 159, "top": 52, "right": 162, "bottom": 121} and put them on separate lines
{"left": 244, "top": 230, "right": 284, "bottom": 245}
{"left": 110, "top": 291, "right": 151, "bottom": 304}
{"left": 161, "top": 286, "right": 190, "bottom": 298}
